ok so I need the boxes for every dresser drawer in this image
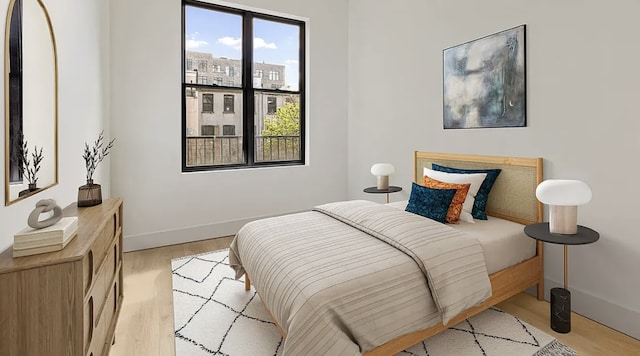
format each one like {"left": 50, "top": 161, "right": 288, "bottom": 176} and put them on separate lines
{"left": 82, "top": 211, "right": 119, "bottom": 294}
{"left": 87, "top": 279, "right": 119, "bottom": 356}
{"left": 95, "top": 243, "right": 117, "bottom": 314}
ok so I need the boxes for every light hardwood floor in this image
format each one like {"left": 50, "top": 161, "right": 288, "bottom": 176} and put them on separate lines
{"left": 109, "top": 237, "right": 640, "bottom": 356}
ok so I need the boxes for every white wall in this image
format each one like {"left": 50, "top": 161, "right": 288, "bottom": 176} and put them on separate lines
{"left": 348, "top": 0, "right": 640, "bottom": 338}
{"left": 0, "top": 0, "right": 111, "bottom": 253}
{"left": 109, "top": 0, "right": 348, "bottom": 250}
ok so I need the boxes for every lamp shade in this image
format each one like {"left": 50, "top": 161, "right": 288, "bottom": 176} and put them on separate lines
{"left": 370, "top": 163, "right": 395, "bottom": 176}
{"left": 536, "top": 179, "right": 592, "bottom": 234}
{"left": 536, "top": 179, "right": 592, "bottom": 206}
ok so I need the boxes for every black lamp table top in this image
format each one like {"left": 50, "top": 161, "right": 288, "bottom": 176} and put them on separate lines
{"left": 363, "top": 186, "right": 402, "bottom": 194}
{"left": 524, "top": 223, "right": 599, "bottom": 245}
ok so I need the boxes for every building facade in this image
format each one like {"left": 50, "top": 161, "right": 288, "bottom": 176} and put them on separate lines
{"left": 185, "top": 51, "right": 293, "bottom": 138}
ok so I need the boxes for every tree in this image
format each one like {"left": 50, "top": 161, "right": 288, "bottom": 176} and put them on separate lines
{"left": 260, "top": 101, "right": 300, "bottom": 160}
{"left": 261, "top": 101, "right": 300, "bottom": 136}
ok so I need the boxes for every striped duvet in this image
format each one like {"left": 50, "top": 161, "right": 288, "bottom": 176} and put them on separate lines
{"left": 229, "top": 200, "right": 491, "bottom": 355}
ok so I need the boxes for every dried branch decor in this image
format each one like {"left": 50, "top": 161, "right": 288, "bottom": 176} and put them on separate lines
{"left": 12, "top": 138, "right": 44, "bottom": 185}
{"left": 83, "top": 131, "right": 115, "bottom": 182}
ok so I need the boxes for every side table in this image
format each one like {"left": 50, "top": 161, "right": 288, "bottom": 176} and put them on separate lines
{"left": 363, "top": 186, "right": 402, "bottom": 204}
{"left": 524, "top": 222, "right": 599, "bottom": 333}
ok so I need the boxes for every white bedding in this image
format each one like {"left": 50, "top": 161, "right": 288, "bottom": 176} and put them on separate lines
{"left": 387, "top": 201, "right": 535, "bottom": 274}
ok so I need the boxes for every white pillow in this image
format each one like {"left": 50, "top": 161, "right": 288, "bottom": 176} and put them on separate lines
{"left": 423, "top": 167, "right": 487, "bottom": 221}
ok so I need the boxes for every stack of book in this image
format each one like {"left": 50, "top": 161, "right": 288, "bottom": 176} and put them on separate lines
{"left": 13, "top": 217, "right": 79, "bottom": 257}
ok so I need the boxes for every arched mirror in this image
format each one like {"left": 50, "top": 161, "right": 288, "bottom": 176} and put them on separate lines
{"left": 4, "top": 0, "right": 58, "bottom": 205}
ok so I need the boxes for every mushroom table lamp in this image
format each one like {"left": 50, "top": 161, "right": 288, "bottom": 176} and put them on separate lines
{"left": 370, "top": 163, "right": 395, "bottom": 190}
{"left": 536, "top": 179, "right": 592, "bottom": 234}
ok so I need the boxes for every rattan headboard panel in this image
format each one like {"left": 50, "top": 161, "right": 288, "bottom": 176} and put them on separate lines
{"left": 414, "top": 152, "right": 543, "bottom": 225}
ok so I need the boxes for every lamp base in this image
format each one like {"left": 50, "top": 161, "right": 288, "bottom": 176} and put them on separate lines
{"left": 376, "top": 176, "right": 389, "bottom": 190}
{"left": 549, "top": 206, "right": 578, "bottom": 234}
{"left": 550, "top": 287, "right": 571, "bottom": 333}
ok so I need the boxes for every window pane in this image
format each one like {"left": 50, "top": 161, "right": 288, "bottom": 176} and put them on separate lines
{"left": 253, "top": 19, "right": 299, "bottom": 91}
{"left": 202, "top": 93, "right": 213, "bottom": 112}
{"left": 267, "top": 96, "right": 276, "bottom": 114}
{"left": 186, "top": 87, "right": 244, "bottom": 166}
{"left": 201, "top": 125, "right": 216, "bottom": 135}
{"left": 223, "top": 94, "right": 235, "bottom": 113}
{"left": 185, "top": 6, "right": 242, "bottom": 88}
{"left": 255, "top": 93, "right": 300, "bottom": 162}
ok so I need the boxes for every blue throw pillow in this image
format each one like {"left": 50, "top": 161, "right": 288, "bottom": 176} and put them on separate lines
{"left": 432, "top": 164, "right": 501, "bottom": 220}
{"left": 405, "top": 183, "right": 456, "bottom": 223}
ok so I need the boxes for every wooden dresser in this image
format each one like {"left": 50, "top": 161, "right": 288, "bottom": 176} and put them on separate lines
{"left": 0, "top": 198, "right": 124, "bottom": 356}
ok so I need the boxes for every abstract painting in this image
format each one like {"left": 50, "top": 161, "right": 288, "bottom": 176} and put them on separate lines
{"left": 443, "top": 25, "right": 526, "bottom": 129}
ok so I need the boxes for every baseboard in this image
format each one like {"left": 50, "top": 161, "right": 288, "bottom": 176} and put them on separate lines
{"left": 123, "top": 213, "right": 280, "bottom": 252}
{"left": 526, "top": 279, "right": 640, "bottom": 340}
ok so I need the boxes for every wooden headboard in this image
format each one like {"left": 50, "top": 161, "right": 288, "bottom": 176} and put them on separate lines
{"left": 414, "top": 152, "right": 543, "bottom": 225}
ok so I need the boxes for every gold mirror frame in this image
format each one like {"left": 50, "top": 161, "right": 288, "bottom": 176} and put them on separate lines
{"left": 4, "top": 0, "right": 58, "bottom": 205}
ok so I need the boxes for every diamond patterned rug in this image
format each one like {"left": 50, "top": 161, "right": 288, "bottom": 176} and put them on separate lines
{"left": 172, "top": 249, "right": 576, "bottom": 356}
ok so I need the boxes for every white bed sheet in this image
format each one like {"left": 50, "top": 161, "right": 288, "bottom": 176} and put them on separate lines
{"left": 387, "top": 201, "right": 535, "bottom": 274}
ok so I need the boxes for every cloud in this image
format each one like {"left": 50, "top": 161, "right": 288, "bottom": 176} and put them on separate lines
{"left": 218, "top": 36, "right": 242, "bottom": 50}
{"left": 186, "top": 39, "right": 208, "bottom": 50}
{"left": 254, "top": 37, "right": 277, "bottom": 49}
{"left": 217, "top": 36, "right": 277, "bottom": 51}
{"left": 285, "top": 59, "right": 298, "bottom": 65}
{"left": 186, "top": 33, "right": 208, "bottom": 50}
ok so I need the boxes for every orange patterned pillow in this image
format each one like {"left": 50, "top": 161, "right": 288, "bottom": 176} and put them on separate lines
{"left": 422, "top": 176, "right": 471, "bottom": 223}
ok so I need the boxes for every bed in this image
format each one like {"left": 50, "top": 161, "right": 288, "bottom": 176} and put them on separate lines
{"left": 229, "top": 151, "right": 544, "bottom": 355}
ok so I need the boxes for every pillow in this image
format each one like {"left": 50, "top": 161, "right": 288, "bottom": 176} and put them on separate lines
{"left": 431, "top": 164, "right": 502, "bottom": 220}
{"left": 423, "top": 167, "right": 487, "bottom": 220}
{"left": 405, "top": 183, "right": 456, "bottom": 223}
{"left": 422, "top": 176, "right": 470, "bottom": 224}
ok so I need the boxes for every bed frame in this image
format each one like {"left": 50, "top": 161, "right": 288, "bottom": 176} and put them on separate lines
{"left": 246, "top": 151, "right": 544, "bottom": 355}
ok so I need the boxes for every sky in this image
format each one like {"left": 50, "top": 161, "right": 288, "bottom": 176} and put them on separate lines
{"left": 185, "top": 6, "right": 300, "bottom": 90}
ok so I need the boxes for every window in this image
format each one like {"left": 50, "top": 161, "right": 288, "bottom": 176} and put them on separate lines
{"left": 183, "top": 1, "right": 305, "bottom": 170}
{"left": 202, "top": 93, "right": 213, "bottom": 112}
{"left": 223, "top": 125, "right": 236, "bottom": 136}
{"left": 223, "top": 94, "right": 234, "bottom": 113}
{"left": 226, "top": 66, "right": 234, "bottom": 77}
{"left": 201, "top": 125, "right": 216, "bottom": 135}
{"left": 267, "top": 96, "right": 277, "bottom": 114}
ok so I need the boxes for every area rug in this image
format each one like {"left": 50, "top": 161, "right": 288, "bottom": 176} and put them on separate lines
{"left": 172, "top": 249, "right": 576, "bottom": 356}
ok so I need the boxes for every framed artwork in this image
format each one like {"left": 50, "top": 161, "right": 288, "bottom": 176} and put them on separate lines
{"left": 443, "top": 25, "right": 526, "bottom": 129}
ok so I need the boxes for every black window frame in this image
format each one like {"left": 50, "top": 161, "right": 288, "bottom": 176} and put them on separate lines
{"left": 182, "top": 0, "right": 306, "bottom": 171}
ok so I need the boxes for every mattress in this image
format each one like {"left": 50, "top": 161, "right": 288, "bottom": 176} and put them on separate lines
{"left": 387, "top": 201, "right": 536, "bottom": 274}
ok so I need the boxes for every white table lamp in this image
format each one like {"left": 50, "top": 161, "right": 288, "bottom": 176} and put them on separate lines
{"left": 370, "top": 163, "right": 395, "bottom": 190}
{"left": 536, "top": 179, "right": 592, "bottom": 234}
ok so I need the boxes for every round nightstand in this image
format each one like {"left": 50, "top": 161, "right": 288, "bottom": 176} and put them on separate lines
{"left": 363, "top": 186, "right": 402, "bottom": 204}
{"left": 524, "top": 222, "right": 599, "bottom": 333}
